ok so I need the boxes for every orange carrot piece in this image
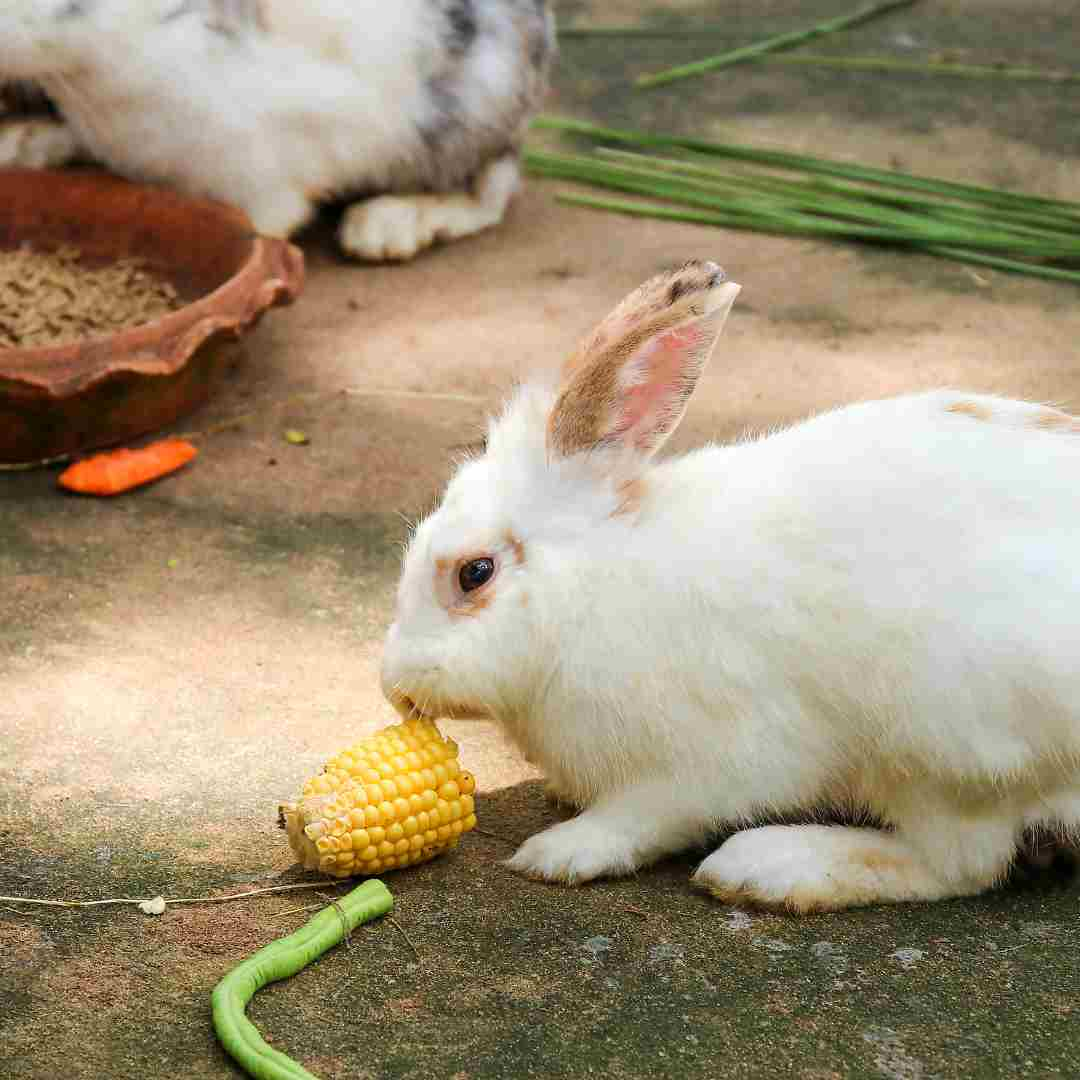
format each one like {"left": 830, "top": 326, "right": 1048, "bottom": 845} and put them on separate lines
{"left": 58, "top": 438, "right": 198, "bottom": 496}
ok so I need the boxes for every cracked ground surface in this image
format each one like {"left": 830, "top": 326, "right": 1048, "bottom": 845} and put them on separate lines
{"left": 2, "top": 2, "right": 1079, "bottom": 1077}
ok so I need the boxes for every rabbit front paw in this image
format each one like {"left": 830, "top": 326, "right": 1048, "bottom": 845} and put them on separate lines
{"left": 506, "top": 817, "right": 638, "bottom": 884}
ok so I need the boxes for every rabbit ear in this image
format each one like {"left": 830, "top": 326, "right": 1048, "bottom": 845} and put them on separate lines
{"left": 547, "top": 260, "right": 740, "bottom": 461}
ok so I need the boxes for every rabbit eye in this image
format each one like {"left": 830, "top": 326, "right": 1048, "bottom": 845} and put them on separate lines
{"left": 459, "top": 557, "right": 495, "bottom": 593}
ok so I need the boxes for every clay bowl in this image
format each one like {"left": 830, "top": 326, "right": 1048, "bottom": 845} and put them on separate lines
{"left": 0, "top": 168, "right": 305, "bottom": 465}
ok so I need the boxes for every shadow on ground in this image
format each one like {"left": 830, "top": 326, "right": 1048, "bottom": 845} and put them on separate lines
{"left": 3, "top": 780, "right": 1079, "bottom": 1080}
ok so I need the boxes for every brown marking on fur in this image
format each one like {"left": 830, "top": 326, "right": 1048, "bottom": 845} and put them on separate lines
{"left": 698, "top": 879, "right": 851, "bottom": 914}
{"left": 557, "top": 261, "right": 722, "bottom": 387}
{"left": 946, "top": 400, "right": 993, "bottom": 421}
{"left": 449, "top": 590, "right": 493, "bottom": 618}
{"left": 438, "top": 550, "right": 502, "bottom": 618}
{"left": 321, "top": 32, "right": 350, "bottom": 65}
{"left": 853, "top": 849, "right": 908, "bottom": 875}
{"left": 611, "top": 476, "right": 648, "bottom": 518}
{"left": 1031, "top": 407, "right": 1080, "bottom": 432}
{"left": 667, "top": 277, "right": 691, "bottom": 305}
{"left": 548, "top": 306, "right": 700, "bottom": 457}
{"left": 696, "top": 838, "right": 926, "bottom": 913}
{"left": 505, "top": 531, "right": 526, "bottom": 565}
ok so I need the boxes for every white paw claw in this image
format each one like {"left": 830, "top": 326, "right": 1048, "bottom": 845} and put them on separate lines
{"left": 338, "top": 158, "right": 518, "bottom": 263}
{"left": 505, "top": 819, "right": 637, "bottom": 884}
{"left": 693, "top": 828, "right": 834, "bottom": 911}
{"left": 339, "top": 196, "right": 425, "bottom": 262}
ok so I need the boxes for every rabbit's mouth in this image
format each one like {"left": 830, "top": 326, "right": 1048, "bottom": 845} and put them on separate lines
{"left": 389, "top": 690, "right": 490, "bottom": 723}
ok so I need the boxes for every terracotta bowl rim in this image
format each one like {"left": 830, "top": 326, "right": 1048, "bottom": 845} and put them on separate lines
{"left": 0, "top": 167, "right": 305, "bottom": 398}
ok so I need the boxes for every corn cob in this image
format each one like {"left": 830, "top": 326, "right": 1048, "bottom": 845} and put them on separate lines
{"left": 279, "top": 717, "right": 477, "bottom": 879}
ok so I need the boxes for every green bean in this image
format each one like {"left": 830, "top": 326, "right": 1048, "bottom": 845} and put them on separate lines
{"left": 211, "top": 879, "right": 394, "bottom": 1080}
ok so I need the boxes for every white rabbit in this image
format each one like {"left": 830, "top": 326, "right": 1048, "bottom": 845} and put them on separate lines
{"left": 380, "top": 258, "right": 1080, "bottom": 912}
{"left": 0, "top": 0, "right": 553, "bottom": 260}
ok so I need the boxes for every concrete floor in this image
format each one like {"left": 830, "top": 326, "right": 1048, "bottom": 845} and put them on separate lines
{"left": 3, "top": 2, "right": 1080, "bottom": 1077}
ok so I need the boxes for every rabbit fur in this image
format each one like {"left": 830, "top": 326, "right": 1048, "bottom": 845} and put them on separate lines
{"left": 0, "top": 0, "right": 554, "bottom": 260}
{"left": 380, "top": 259, "right": 1080, "bottom": 912}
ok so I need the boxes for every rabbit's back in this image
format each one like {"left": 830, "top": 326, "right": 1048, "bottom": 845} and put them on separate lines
{"left": 696, "top": 389, "right": 1080, "bottom": 560}
{"left": 620, "top": 390, "right": 1080, "bottom": 787}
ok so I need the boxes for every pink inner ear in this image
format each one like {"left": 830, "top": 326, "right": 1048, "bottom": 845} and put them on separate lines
{"left": 615, "top": 325, "right": 703, "bottom": 451}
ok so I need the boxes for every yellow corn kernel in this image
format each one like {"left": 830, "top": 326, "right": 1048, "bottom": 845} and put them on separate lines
{"left": 279, "top": 717, "right": 478, "bottom": 877}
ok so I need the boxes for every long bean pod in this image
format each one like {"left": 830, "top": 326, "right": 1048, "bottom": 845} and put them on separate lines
{"left": 211, "top": 879, "right": 394, "bottom": 1080}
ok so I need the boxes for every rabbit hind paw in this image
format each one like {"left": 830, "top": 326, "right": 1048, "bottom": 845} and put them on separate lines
{"left": 338, "top": 154, "right": 520, "bottom": 262}
{"left": 693, "top": 824, "right": 958, "bottom": 913}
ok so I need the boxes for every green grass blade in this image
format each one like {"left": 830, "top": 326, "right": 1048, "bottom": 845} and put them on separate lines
{"left": 525, "top": 149, "right": 1080, "bottom": 256}
{"left": 635, "top": 0, "right": 921, "bottom": 88}
{"left": 551, "top": 192, "right": 1080, "bottom": 284}
{"left": 527, "top": 152, "right": 933, "bottom": 240}
{"left": 926, "top": 248, "right": 1080, "bottom": 283}
{"left": 763, "top": 53, "right": 1080, "bottom": 83}
{"left": 593, "top": 147, "right": 1080, "bottom": 246}
{"left": 532, "top": 116, "right": 1080, "bottom": 220}
{"left": 550, "top": 189, "right": 890, "bottom": 240}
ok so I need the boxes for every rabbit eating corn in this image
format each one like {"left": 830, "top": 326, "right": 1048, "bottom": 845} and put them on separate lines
{"left": 380, "top": 259, "right": 1080, "bottom": 912}
{"left": 0, "top": 0, "right": 554, "bottom": 260}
